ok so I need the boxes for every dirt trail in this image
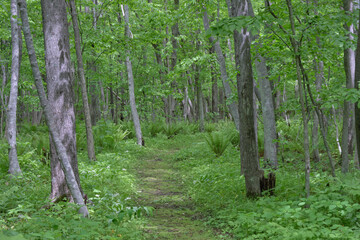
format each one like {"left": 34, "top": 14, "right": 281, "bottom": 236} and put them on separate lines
{"left": 136, "top": 150, "right": 222, "bottom": 240}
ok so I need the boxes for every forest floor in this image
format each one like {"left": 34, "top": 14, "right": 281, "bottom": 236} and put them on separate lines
{"left": 134, "top": 140, "right": 223, "bottom": 239}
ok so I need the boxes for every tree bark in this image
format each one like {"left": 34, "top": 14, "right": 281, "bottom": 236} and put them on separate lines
{"left": 41, "top": 0, "right": 84, "bottom": 201}
{"left": 19, "top": 0, "right": 88, "bottom": 217}
{"left": 0, "top": 58, "right": 7, "bottom": 138}
{"left": 209, "top": 46, "right": 219, "bottom": 122}
{"left": 123, "top": 5, "right": 144, "bottom": 146}
{"left": 354, "top": 6, "right": 360, "bottom": 170}
{"left": 69, "top": 0, "right": 96, "bottom": 161}
{"left": 248, "top": 2, "right": 277, "bottom": 168}
{"left": 342, "top": 0, "right": 356, "bottom": 173}
{"left": 232, "top": 0, "right": 262, "bottom": 198}
{"left": 312, "top": 58, "right": 323, "bottom": 163}
{"left": 195, "top": 65, "right": 204, "bottom": 132}
{"left": 7, "top": 0, "right": 22, "bottom": 176}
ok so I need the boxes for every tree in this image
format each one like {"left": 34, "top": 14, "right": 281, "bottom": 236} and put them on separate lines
{"left": 69, "top": 0, "right": 96, "bottom": 162}
{"left": 342, "top": 0, "right": 356, "bottom": 173}
{"left": 41, "top": 0, "right": 84, "bottom": 201}
{"left": 232, "top": 0, "right": 262, "bottom": 197}
{"left": 355, "top": 6, "right": 360, "bottom": 169}
{"left": 123, "top": 4, "right": 144, "bottom": 146}
{"left": 7, "top": 0, "right": 22, "bottom": 176}
{"left": 251, "top": 1, "right": 278, "bottom": 169}
{"left": 202, "top": 7, "right": 240, "bottom": 131}
{"left": 19, "top": 0, "right": 88, "bottom": 217}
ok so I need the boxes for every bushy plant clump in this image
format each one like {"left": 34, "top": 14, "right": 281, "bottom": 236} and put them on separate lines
{"left": 77, "top": 120, "right": 129, "bottom": 153}
{"left": 205, "top": 132, "right": 231, "bottom": 157}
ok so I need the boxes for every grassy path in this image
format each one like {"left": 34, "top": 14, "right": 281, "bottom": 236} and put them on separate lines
{"left": 134, "top": 139, "right": 222, "bottom": 239}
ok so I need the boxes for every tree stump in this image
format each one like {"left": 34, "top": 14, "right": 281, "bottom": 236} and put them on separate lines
{"left": 260, "top": 172, "right": 276, "bottom": 196}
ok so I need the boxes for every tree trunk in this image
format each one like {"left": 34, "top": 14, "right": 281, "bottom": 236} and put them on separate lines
{"left": 210, "top": 47, "right": 219, "bottom": 122}
{"left": 285, "top": 0, "right": 311, "bottom": 197}
{"left": 202, "top": 8, "right": 240, "bottom": 131}
{"left": 7, "top": 0, "right": 22, "bottom": 176}
{"left": 354, "top": 6, "right": 360, "bottom": 169}
{"left": 219, "top": 87, "right": 225, "bottom": 120}
{"left": 41, "top": 0, "right": 83, "bottom": 201}
{"left": 312, "top": 58, "right": 323, "bottom": 162}
{"left": 342, "top": 0, "right": 356, "bottom": 173}
{"left": 123, "top": 5, "right": 144, "bottom": 146}
{"left": 69, "top": 0, "right": 96, "bottom": 161}
{"left": 19, "top": 0, "right": 88, "bottom": 217}
{"left": 232, "top": 0, "right": 262, "bottom": 198}
{"left": 0, "top": 59, "right": 7, "bottom": 138}
{"left": 89, "top": 64, "right": 100, "bottom": 126}
{"left": 249, "top": 1, "right": 278, "bottom": 169}
{"left": 195, "top": 65, "right": 204, "bottom": 132}
{"left": 109, "top": 84, "right": 115, "bottom": 121}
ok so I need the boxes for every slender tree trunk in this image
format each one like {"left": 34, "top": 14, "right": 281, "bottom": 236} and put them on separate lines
{"left": 69, "top": 0, "right": 96, "bottom": 161}
{"left": 202, "top": 8, "right": 240, "bottom": 131}
{"left": 312, "top": 112, "right": 320, "bottom": 161}
{"left": 0, "top": 59, "right": 7, "bottom": 138}
{"left": 219, "top": 87, "right": 225, "bottom": 120}
{"left": 89, "top": 0, "right": 100, "bottom": 126}
{"left": 210, "top": 47, "right": 219, "bottom": 122}
{"left": 285, "top": 0, "right": 311, "bottom": 197}
{"left": 195, "top": 65, "right": 204, "bottom": 132}
{"left": 123, "top": 5, "right": 144, "bottom": 146}
{"left": 7, "top": 0, "right": 22, "bottom": 176}
{"left": 312, "top": 58, "right": 323, "bottom": 162}
{"left": 232, "top": 0, "right": 262, "bottom": 197}
{"left": 19, "top": 0, "right": 88, "bottom": 217}
{"left": 89, "top": 64, "right": 100, "bottom": 126}
{"left": 354, "top": 7, "right": 360, "bottom": 169}
{"left": 342, "top": 0, "right": 356, "bottom": 173}
{"left": 169, "top": 0, "right": 180, "bottom": 123}
{"left": 110, "top": 84, "right": 115, "bottom": 121}
{"left": 99, "top": 81, "right": 106, "bottom": 119}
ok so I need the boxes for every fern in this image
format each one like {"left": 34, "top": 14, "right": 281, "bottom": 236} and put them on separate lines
{"left": 147, "top": 122, "right": 164, "bottom": 137}
{"left": 205, "top": 132, "right": 230, "bottom": 157}
{"left": 163, "top": 124, "right": 182, "bottom": 138}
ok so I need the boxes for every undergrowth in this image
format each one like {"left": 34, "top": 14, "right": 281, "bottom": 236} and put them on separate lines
{"left": 1, "top": 119, "right": 359, "bottom": 239}
{"left": 0, "top": 122, "right": 151, "bottom": 239}
{"left": 166, "top": 120, "right": 360, "bottom": 240}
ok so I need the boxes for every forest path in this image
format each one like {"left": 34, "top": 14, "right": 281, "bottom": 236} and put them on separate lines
{"left": 134, "top": 139, "right": 222, "bottom": 240}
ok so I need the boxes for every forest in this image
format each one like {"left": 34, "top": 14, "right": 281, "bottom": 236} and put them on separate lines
{"left": 1, "top": 0, "right": 360, "bottom": 239}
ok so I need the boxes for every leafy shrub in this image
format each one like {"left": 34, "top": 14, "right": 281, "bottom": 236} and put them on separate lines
{"left": 205, "top": 132, "right": 231, "bottom": 157}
